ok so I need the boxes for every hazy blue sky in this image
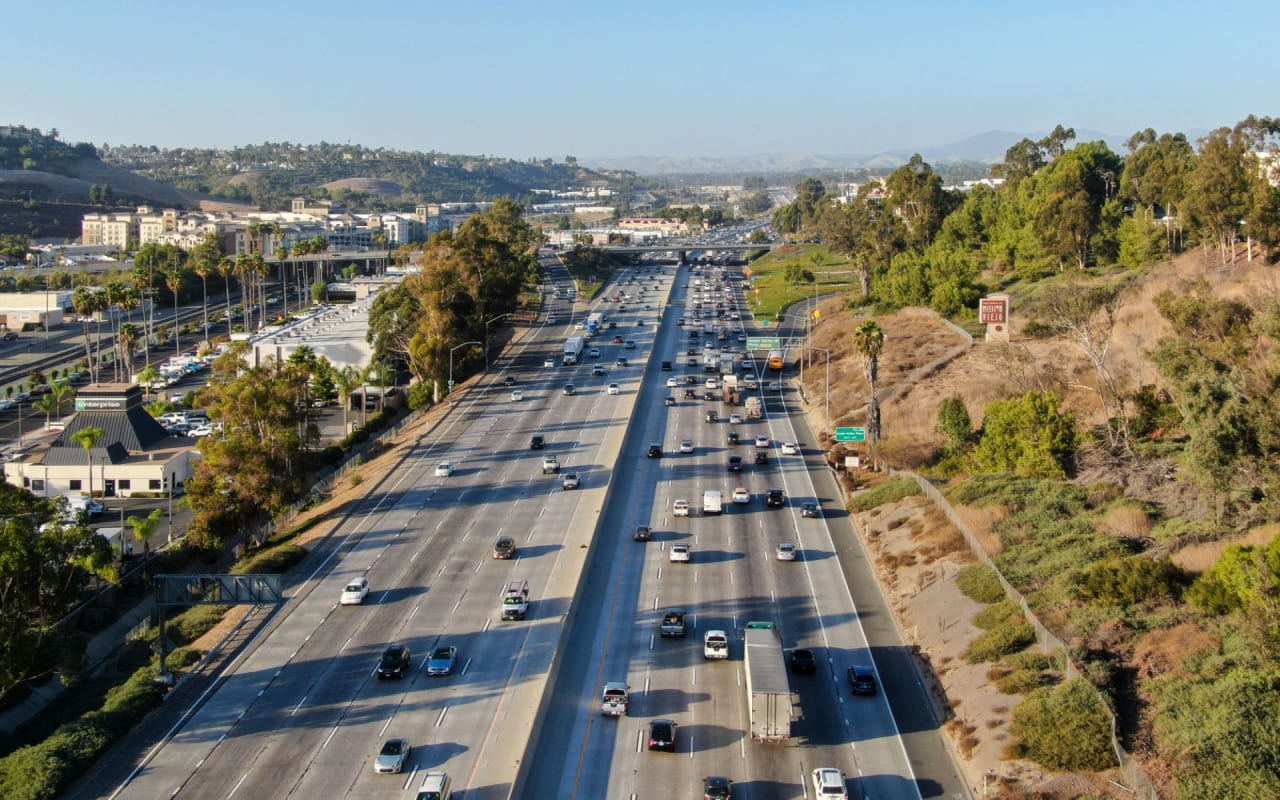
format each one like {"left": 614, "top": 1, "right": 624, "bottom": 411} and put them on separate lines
{"left": 5, "top": 0, "right": 1273, "bottom": 161}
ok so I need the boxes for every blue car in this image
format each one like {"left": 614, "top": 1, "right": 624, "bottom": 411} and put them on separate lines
{"left": 426, "top": 646, "right": 457, "bottom": 676}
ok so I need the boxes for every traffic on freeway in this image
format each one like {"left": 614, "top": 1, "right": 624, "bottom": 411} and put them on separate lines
{"left": 107, "top": 251, "right": 965, "bottom": 799}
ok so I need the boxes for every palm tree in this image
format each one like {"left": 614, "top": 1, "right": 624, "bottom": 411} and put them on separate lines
{"left": 71, "top": 287, "right": 104, "bottom": 383}
{"left": 165, "top": 268, "right": 183, "bottom": 357}
{"left": 34, "top": 392, "right": 58, "bottom": 429}
{"left": 851, "top": 320, "right": 885, "bottom": 454}
{"left": 336, "top": 365, "right": 362, "bottom": 434}
{"left": 250, "top": 253, "right": 269, "bottom": 329}
{"left": 235, "top": 253, "right": 252, "bottom": 332}
{"left": 217, "top": 256, "right": 235, "bottom": 331}
{"left": 194, "top": 258, "right": 212, "bottom": 344}
{"left": 71, "top": 426, "right": 104, "bottom": 499}
{"left": 50, "top": 382, "right": 75, "bottom": 419}
{"left": 118, "top": 322, "right": 141, "bottom": 379}
{"left": 126, "top": 508, "right": 164, "bottom": 555}
{"left": 136, "top": 365, "right": 161, "bottom": 402}
{"left": 116, "top": 284, "right": 141, "bottom": 371}
{"left": 276, "top": 241, "right": 291, "bottom": 319}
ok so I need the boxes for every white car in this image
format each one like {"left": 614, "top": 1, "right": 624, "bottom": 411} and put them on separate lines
{"left": 754, "top": 435, "right": 770, "bottom": 448}
{"left": 547, "top": 315, "right": 558, "bottom": 324}
{"left": 812, "top": 767, "right": 848, "bottom": 799}
{"left": 782, "top": 442, "right": 799, "bottom": 455}
{"left": 666, "top": 377, "right": 678, "bottom": 387}
{"left": 776, "top": 543, "right": 797, "bottom": 561}
{"left": 608, "top": 383, "right": 620, "bottom": 395}
{"left": 575, "top": 322, "right": 585, "bottom": 330}
{"left": 767, "top": 381, "right": 781, "bottom": 392}
{"left": 705, "top": 378, "right": 718, "bottom": 389}
{"left": 510, "top": 390, "right": 523, "bottom": 401}
{"left": 340, "top": 577, "right": 370, "bottom": 605}
{"left": 732, "top": 487, "right": 751, "bottom": 504}
{"left": 679, "top": 439, "right": 694, "bottom": 453}
{"left": 435, "top": 461, "right": 454, "bottom": 477}
{"left": 673, "top": 499, "right": 690, "bottom": 517}
{"left": 589, "top": 347, "right": 601, "bottom": 358}
{"left": 728, "top": 413, "right": 744, "bottom": 424}
{"left": 189, "top": 424, "right": 216, "bottom": 437}
{"left": 669, "top": 543, "right": 691, "bottom": 562}
{"left": 544, "top": 358, "right": 556, "bottom": 368}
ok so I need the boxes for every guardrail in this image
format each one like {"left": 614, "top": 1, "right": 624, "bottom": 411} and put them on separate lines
{"left": 891, "top": 469, "right": 1161, "bottom": 800}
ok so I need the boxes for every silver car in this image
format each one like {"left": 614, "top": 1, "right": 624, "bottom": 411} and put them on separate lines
{"left": 374, "top": 737, "right": 411, "bottom": 773}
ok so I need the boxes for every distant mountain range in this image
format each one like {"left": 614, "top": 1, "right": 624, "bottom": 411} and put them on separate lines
{"left": 587, "top": 128, "right": 1213, "bottom": 176}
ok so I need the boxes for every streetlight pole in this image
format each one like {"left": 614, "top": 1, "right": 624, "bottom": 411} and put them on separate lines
{"left": 795, "top": 345, "right": 831, "bottom": 422}
{"left": 483, "top": 313, "right": 514, "bottom": 373}
{"left": 448, "top": 340, "right": 482, "bottom": 402}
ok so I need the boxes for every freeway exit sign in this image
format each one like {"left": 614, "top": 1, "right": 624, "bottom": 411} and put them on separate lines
{"left": 835, "top": 427, "right": 866, "bottom": 442}
{"left": 746, "top": 337, "right": 781, "bottom": 350}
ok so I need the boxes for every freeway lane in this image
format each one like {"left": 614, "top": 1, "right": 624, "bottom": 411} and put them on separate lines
{"left": 112, "top": 264, "right": 668, "bottom": 798}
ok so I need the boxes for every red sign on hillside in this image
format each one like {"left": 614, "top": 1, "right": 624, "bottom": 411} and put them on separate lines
{"left": 979, "top": 297, "right": 1007, "bottom": 324}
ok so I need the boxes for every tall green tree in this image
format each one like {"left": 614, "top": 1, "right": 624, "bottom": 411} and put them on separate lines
{"left": 971, "top": 391, "right": 1077, "bottom": 479}
{"left": 852, "top": 321, "right": 885, "bottom": 449}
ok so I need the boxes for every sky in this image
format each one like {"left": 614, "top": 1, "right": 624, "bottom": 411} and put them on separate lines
{"left": 5, "top": 0, "right": 1275, "bottom": 164}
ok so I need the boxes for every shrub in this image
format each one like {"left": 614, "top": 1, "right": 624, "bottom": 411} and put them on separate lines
{"left": 1011, "top": 678, "right": 1116, "bottom": 771}
{"left": 964, "top": 620, "right": 1036, "bottom": 663}
{"left": 165, "top": 647, "right": 202, "bottom": 671}
{"left": 957, "top": 563, "right": 1007, "bottom": 604}
{"left": 849, "top": 476, "right": 921, "bottom": 512}
{"left": 349, "top": 473, "right": 363, "bottom": 487}
{"left": 973, "top": 599, "right": 1023, "bottom": 630}
{"left": 992, "top": 665, "right": 1055, "bottom": 694}
{"left": 168, "top": 605, "right": 229, "bottom": 644}
{"left": 230, "top": 544, "right": 307, "bottom": 575}
{"left": 1077, "top": 557, "right": 1186, "bottom": 605}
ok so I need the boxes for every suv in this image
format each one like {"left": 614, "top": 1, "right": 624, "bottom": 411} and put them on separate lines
{"left": 766, "top": 488, "right": 786, "bottom": 508}
{"left": 633, "top": 525, "right": 652, "bottom": 541}
{"left": 492, "top": 536, "right": 515, "bottom": 559}
{"left": 812, "top": 768, "right": 848, "bottom": 799}
{"left": 647, "top": 443, "right": 663, "bottom": 458}
{"left": 377, "top": 644, "right": 412, "bottom": 679}
{"left": 541, "top": 455, "right": 560, "bottom": 474}
{"left": 562, "top": 472, "right": 581, "bottom": 490}
{"left": 790, "top": 648, "right": 817, "bottom": 674}
{"left": 848, "top": 665, "right": 878, "bottom": 695}
{"left": 529, "top": 435, "right": 545, "bottom": 450}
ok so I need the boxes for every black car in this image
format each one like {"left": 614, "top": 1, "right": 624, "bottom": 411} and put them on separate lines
{"left": 726, "top": 431, "right": 740, "bottom": 445}
{"left": 563, "top": 384, "right": 576, "bottom": 396}
{"left": 647, "top": 719, "right": 677, "bottom": 752}
{"left": 1, "top": 331, "right": 17, "bottom": 342}
{"left": 766, "top": 488, "right": 786, "bottom": 508}
{"left": 529, "top": 435, "right": 545, "bottom": 450}
{"left": 702, "top": 391, "right": 716, "bottom": 401}
{"left": 664, "top": 396, "right": 676, "bottom": 407}
{"left": 705, "top": 410, "right": 719, "bottom": 423}
{"left": 849, "top": 665, "right": 878, "bottom": 695}
{"left": 754, "top": 450, "right": 768, "bottom": 465}
{"left": 685, "top": 375, "right": 698, "bottom": 385}
{"left": 726, "top": 455, "right": 743, "bottom": 472}
{"left": 647, "top": 443, "right": 663, "bottom": 458}
{"left": 661, "top": 361, "right": 672, "bottom": 371}
{"left": 503, "top": 376, "right": 516, "bottom": 386}
{"left": 801, "top": 503, "right": 821, "bottom": 518}
{"left": 377, "top": 644, "right": 412, "bottom": 679}
{"left": 790, "top": 648, "right": 817, "bottom": 675}
{"left": 634, "top": 525, "right": 652, "bottom": 542}
{"left": 703, "top": 776, "right": 733, "bottom": 800}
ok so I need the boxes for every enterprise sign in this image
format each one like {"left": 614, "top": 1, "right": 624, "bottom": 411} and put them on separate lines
{"left": 75, "top": 397, "right": 127, "bottom": 411}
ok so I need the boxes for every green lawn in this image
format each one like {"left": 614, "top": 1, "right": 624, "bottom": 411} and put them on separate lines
{"left": 741, "top": 244, "right": 858, "bottom": 320}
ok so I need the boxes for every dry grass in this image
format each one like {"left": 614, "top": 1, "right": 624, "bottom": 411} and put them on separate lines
{"left": 1100, "top": 504, "right": 1154, "bottom": 540}
{"left": 955, "top": 503, "right": 1006, "bottom": 558}
{"left": 1170, "top": 523, "right": 1280, "bottom": 572}
{"left": 1132, "top": 622, "right": 1220, "bottom": 681}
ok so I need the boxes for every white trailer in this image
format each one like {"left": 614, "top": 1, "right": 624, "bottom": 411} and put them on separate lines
{"left": 564, "top": 335, "right": 585, "bottom": 365}
{"left": 744, "top": 622, "right": 791, "bottom": 742}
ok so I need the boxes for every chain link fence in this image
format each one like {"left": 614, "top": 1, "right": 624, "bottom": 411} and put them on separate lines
{"left": 892, "top": 469, "right": 1162, "bottom": 800}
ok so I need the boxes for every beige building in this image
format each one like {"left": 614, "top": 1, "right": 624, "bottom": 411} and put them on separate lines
{"left": 3, "top": 383, "right": 200, "bottom": 501}
{"left": 81, "top": 211, "right": 138, "bottom": 249}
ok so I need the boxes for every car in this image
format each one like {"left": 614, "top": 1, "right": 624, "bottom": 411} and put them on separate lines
{"left": 510, "top": 390, "right": 523, "bottom": 401}
{"left": 767, "top": 488, "right": 786, "bottom": 508}
{"left": 680, "top": 439, "right": 694, "bottom": 454}
{"left": 726, "top": 430, "right": 740, "bottom": 445}
{"left": 782, "top": 442, "right": 799, "bottom": 455}
{"left": 625, "top": 340, "right": 636, "bottom": 349}
{"left": 732, "top": 487, "right": 750, "bottom": 504}
{"left": 812, "top": 767, "right": 848, "bottom": 799}
{"left": 426, "top": 645, "right": 458, "bottom": 676}
{"left": 687, "top": 357, "right": 698, "bottom": 367}
{"left": 703, "top": 776, "right": 734, "bottom": 799}
{"left": 530, "top": 435, "right": 545, "bottom": 449}
{"left": 768, "top": 381, "right": 781, "bottom": 391}
{"left": 669, "top": 543, "right": 691, "bottom": 562}
{"left": 1, "top": 331, "right": 17, "bottom": 341}
{"left": 541, "top": 455, "right": 561, "bottom": 474}
{"left": 544, "top": 358, "right": 556, "bottom": 368}
{"left": 607, "top": 383, "right": 620, "bottom": 395}
{"left": 435, "top": 462, "right": 454, "bottom": 477}
{"left": 546, "top": 315, "right": 558, "bottom": 325}
{"left": 647, "top": 443, "right": 663, "bottom": 458}
{"left": 377, "top": 644, "right": 412, "bottom": 679}
{"left": 725, "top": 413, "right": 742, "bottom": 424}
{"left": 616, "top": 357, "right": 627, "bottom": 367}
{"left": 45, "top": 420, "right": 66, "bottom": 431}
{"left": 673, "top": 499, "right": 690, "bottom": 516}
{"left": 492, "top": 536, "right": 516, "bottom": 559}
{"left": 754, "top": 450, "right": 769, "bottom": 465}
{"left": 633, "top": 525, "right": 652, "bottom": 541}
{"left": 591, "top": 364, "right": 605, "bottom": 376}
{"left": 791, "top": 648, "right": 817, "bottom": 674}
{"left": 503, "top": 376, "right": 516, "bottom": 386}
{"left": 683, "top": 388, "right": 697, "bottom": 399}
{"left": 776, "top": 543, "right": 797, "bottom": 561}
{"left": 613, "top": 334, "right": 624, "bottom": 343}
{"left": 189, "top": 424, "right": 217, "bottom": 437}
{"left": 702, "top": 390, "right": 716, "bottom": 401}
{"left": 562, "top": 472, "right": 581, "bottom": 489}
{"left": 647, "top": 719, "right": 677, "bottom": 752}
{"left": 755, "top": 435, "right": 770, "bottom": 448}
{"left": 374, "top": 737, "right": 411, "bottom": 774}
{"left": 685, "top": 375, "right": 698, "bottom": 385}
{"left": 340, "top": 576, "right": 370, "bottom": 605}
{"left": 575, "top": 322, "right": 585, "bottom": 330}
{"left": 726, "top": 456, "right": 743, "bottom": 472}
{"left": 563, "top": 384, "right": 576, "bottom": 396}
{"left": 705, "top": 410, "right": 719, "bottom": 422}
{"left": 660, "top": 361, "right": 672, "bottom": 371}
{"left": 667, "top": 377, "right": 679, "bottom": 387}
{"left": 849, "top": 665, "right": 878, "bottom": 695}
{"left": 664, "top": 395, "right": 676, "bottom": 406}
{"left": 588, "top": 348, "right": 600, "bottom": 358}
{"left": 705, "top": 378, "right": 718, "bottom": 389}
{"left": 801, "top": 503, "right": 821, "bottom": 518}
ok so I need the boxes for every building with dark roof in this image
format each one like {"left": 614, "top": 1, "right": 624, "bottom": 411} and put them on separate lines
{"left": 3, "top": 383, "right": 200, "bottom": 500}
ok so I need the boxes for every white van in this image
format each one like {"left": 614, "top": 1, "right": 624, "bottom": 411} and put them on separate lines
{"left": 414, "top": 771, "right": 451, "bottom": 800}
{"left": 703, "top": 490, "right": 723, "bottom": 516}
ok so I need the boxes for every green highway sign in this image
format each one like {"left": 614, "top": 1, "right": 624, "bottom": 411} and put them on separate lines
{"left": 835, "top": 427, "right": 866, "bottom": 442}
{"left": 746, "top": 337, "right": 781, "bottom": 350}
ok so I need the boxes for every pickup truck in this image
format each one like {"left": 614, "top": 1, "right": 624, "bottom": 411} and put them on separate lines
{"left": 541, "top": 455, "right": 560, "bottom": 474}
{"left": 660, "top": 609, "right": 687, "bottom": 638}
{"left": 601, "top": 682, "right": 630, "bottom": 716}
{"left": 500, "top": 580, "right": 530, "bottom": 621}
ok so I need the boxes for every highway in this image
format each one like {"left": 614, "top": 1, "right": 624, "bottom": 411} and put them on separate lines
{"left": 108, "top": 252, "right": 965, "bottom": 799}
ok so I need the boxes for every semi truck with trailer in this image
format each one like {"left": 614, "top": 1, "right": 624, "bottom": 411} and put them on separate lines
{"left": 585, "top": 312, "right": 604, "bottom": 337}
{"left": 564, "top": 335, "right": 585, "bottom": 365}
{"left": 744, "top": 622, "right": 791, "bottom": 741}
